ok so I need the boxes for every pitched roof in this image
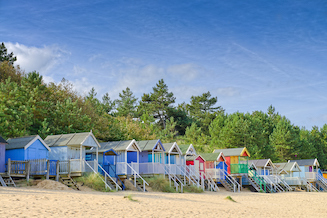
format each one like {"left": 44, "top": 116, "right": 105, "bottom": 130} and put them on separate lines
{"left": 44, "top": 132, "right": 100, "bottom": 148}
{"left": 247, "top": 159, "right": 275, "bottom": 168}
{"left": 275, "top": 162, "right": 301, "bottom": 173}
{"left": 199, "top": 152, "right": 226, "bottom": 162}
{"left": 163, "top": 142, "right": 182, "bottom": 155}
{"left": 289, "top": 159, "right": 319, "bottom": 167}
{"left": 0, "top": 136, "right": 8, "bottom": 144}
{"left": 213, "top": 147, "right": 250, "bottom": 157}
{"left": 97, "top": 140, "right": 140, "bottom": 152}
{"left": 137, "top": 139, "right": 165, "bottom": 152}
{"left": 179, "top": 144, "right": 197, "bottom": 156}
{"left": 6, "top": 135, "right": 50, "bottom": 151}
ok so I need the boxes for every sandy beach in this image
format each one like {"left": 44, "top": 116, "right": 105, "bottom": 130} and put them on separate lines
{"left": 1, "top": 183, "right": 327, "bottom": 218}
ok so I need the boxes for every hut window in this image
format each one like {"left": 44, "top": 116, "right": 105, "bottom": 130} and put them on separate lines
{"left": 200, "top": 163, "right": 204, "bottom": 170}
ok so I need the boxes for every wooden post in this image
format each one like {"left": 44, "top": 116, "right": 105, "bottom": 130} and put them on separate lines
{"left": 26, "top": 161, "right": 30, "bottom": 182}
{"left": 7, "top": 158, "right": 11, "bottom": 176}
{"left": 56, "top": 161, "right": 59, "bottom": 181}
{"left": 46, "top": 160, "right": 50, "bottom": 180}
{"left": 68, "top": 159, "right": 71, "bottom": 175}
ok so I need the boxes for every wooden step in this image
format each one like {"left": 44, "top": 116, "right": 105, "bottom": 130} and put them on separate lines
{"left": 59, "top": 175, "right": 80, "bottom": 190}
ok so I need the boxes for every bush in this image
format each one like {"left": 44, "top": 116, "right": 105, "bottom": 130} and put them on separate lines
{"left": 183, "top": 185, "right": 204, "bottom": 193}
{"left": 147, "top": 176, "right": 177, "bottom": 193}
{"left": 76, "top": 173, "right": 111, "bottom": 192}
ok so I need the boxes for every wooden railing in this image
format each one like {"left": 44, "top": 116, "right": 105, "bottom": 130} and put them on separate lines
{"left": 6, "top": 158, "right": 60, "bottom": 181}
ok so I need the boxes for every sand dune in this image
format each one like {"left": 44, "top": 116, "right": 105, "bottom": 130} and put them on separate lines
{"left": 0, "top": 186, "right": 326, "bottom": 217}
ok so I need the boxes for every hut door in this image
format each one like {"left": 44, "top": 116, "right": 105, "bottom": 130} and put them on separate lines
{"left": 194, "top": 159, "right": 200, "bottom": 174}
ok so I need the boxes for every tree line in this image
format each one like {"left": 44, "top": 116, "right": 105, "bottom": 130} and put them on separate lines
{"left": 1, "top": 42, "right": 327, "bottom": 168}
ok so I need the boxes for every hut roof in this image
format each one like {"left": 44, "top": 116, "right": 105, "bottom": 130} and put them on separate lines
{"left": 289, "top": 159, "right": 319, "bottom": 167}
{"left": 247, "top": 159, "right": 275, "bottom": 168}
{"left": 6, "top": 135, "right": 50, "bottom": 151}
{"left": 179, "top": 144, "right": 197, "bottom": 156}
{"left": 199, "top": 152, "right": 226, "bottom": 162}
{"left": 44, "top": 132, "right": 100, "bottom": 148}
{"left": 163, "top": 142, "right": 182, "bottom": 155}
{"left": 97, "top": 140, "right": 140, "bottom": 152}
{"left": 137, "top": 139, "right": 165, "bottom": 152}
{"left": 275, "top": 162, "right": 301, "bottom": 174}
{"left": 213, "top": 147, "right": 250, "bottom": 157}
{"left": 0, "top": 136, "right": 8, "bottom": 144}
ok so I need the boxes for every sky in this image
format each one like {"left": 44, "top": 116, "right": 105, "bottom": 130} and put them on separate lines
{"left": 1, "top": 0, "right": 327, "bottom": 129}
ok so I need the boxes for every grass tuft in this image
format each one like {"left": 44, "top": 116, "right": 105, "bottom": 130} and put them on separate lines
{"left": 184, "top": 185, "right": 204, "bottom": 193}
{"left": 147, "top": 176, "right": 177, "bottom": 193}
{"left": 225, "top": 195, "right": 237, "bottom": 202}
{"left": 75, "top": 173, "right": 112, "bottom": 192}
{"left": 124, "top": 194, "right": 138, "bottom": 202}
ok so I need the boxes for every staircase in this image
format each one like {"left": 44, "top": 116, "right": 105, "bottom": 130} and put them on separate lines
{"left": 216, "top": 170, "right": 240, "bottom": 192}
{"left": 204, "top": 172, "right": 219, "bottom": 192}
{"left": 246, "top": 170, "right": 266, "bottom": 192}
{"left": 316, "top": 173, "right": 327, "bottom": 192}
{"left": 59, "top": 175, "right": 80, "bottom": 190}
{"left": 0, "top": 174, "right": 16, "bottom": 187}
{"left": 129, "top": 176, "right": 148, "bottom": 192}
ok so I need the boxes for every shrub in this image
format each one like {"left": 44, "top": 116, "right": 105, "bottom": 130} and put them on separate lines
{"left": 76, "top": 173, "right": 112, "bottom": 192}
{"left": 147, "top": 176, "right": 177, "bottom": 193}
{"left": 183, "top": 185, "right": 204, "bottom": 193}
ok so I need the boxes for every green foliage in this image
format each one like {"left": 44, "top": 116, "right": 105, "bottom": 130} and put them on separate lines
{"left": 146, "top": 176, "right": 177, "bottom": 193}
{"left": 0, "top": 42, "right": 17, "bottom": 65}
{"left": 115, "top": 87, "right": 137, "bottom": 117}
{"left": 139, "top": 79, "right": 175, "bottom": 129}
{"left": 225, "top": 195, "right": 236, "bottom": 202}
{"left": 183, "top": 185, "right": 204, "bottom": 193}
{"left": 124, "top": 194, "right": 138, "bottom": 202}
{"left": 76, "top": 173, "right": 111, "bottom": 192}
{"left": 159, "top": 117, "right": 178, "bottom": 142}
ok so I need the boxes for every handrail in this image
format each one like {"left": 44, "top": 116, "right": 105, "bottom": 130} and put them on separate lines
{"left": 249, "top": 170, "right": 266, "bottom": 192}
{"left": 107, "top": 164, "right": 125, "bottom": 190}
{"left": 176, "top": 164, "right": 194, "bottom": 186}
{"left": 204, "top": 171, "right": 219, "bottom": 191}
{"left": 317, "top": 173, "right": 327, "bottom": 187}
{"left": 162, "top": 164, "right": 184, "bottom": 192}
{"left": 223, "top": 169, "right": 240, "bottom": 192}
{"left": 272, "top": 175, "right": 292, "bottom": 191}
{"left": 126, "top": 163, "right": 149, "bottom": 192}
{"left": 96, "top": 160, "right": 122, "bottom": 191}
{"left": 262, "top": 175, "right": 284, "bottom": 192}
{"left": 84, "top": 160, "right": 113, "bottom": 190}
{"left": 185, "top": 165, "right": 201, "bottom": 188}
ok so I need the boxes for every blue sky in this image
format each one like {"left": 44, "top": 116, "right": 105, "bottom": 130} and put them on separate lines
{"left": 1, "top": 0, "right": 327, "bottom": 129}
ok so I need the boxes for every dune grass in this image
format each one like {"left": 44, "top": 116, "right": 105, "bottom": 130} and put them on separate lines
{"left": 76, "top": 173, "right": 112, "bottom": 192}
{"left": 183, "top": 185, "right": 204, "bottom": 193}
{"left": 225, "top": 195, "right": 237, "bottom": 202}
{"left": 124, "top": 194, "right": 138, "bottom": 202}
{"left": 146, "top": 176, "right": 177, "bottom": 193}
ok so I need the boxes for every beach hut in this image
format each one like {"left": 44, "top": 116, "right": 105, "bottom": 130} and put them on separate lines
{"left": 213, "top": 147, "right": 250, "bottom": 175}
{"left": 163, "top": 142, "right": 182, "bottom": 165}
{"left": 45, "top": 132, "right": 100, "bottom": 175}
{"left": 0, "top": 136, "right": 8, "bottom": 173}
{"left": 5, "top": 135, "right": 50, "bottom": 162}
{"left": 247, "top": 159, "right": 276, "bottom": 175}
{"left": 92, "top": 140, "right": 140, "bottom": 176}
{"left": 137, "top": 139, "right": 165, "bottom": 174}
{"left": 179, "top": 144, "right": 197, "bottom": 165}
{"left": 289, "top": 159, "right": 319, "bottom": 181}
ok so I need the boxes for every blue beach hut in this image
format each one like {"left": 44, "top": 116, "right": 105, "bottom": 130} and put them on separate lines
{"left": 0, "top": 136, "right": 8, "bottom": 173}
{"left": 5, "top": 135, "right": 50, "bottom": 162}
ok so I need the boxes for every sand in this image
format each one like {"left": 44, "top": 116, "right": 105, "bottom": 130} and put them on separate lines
{"left": 0, "top": 185, "right": 326, "bottom": 218}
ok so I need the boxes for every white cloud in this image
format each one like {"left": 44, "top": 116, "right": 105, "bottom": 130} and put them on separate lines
{"left": 72, "top": 77, "right": 96, "bottom": 96}
{"left": 215, "top": 87, "right": 240, "bottom": 97}
{"left": 167, "top": 63, "right": 201, "bottom": 81}
{"left": 5, "top": 42, "right": 69, "bottom": 74}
